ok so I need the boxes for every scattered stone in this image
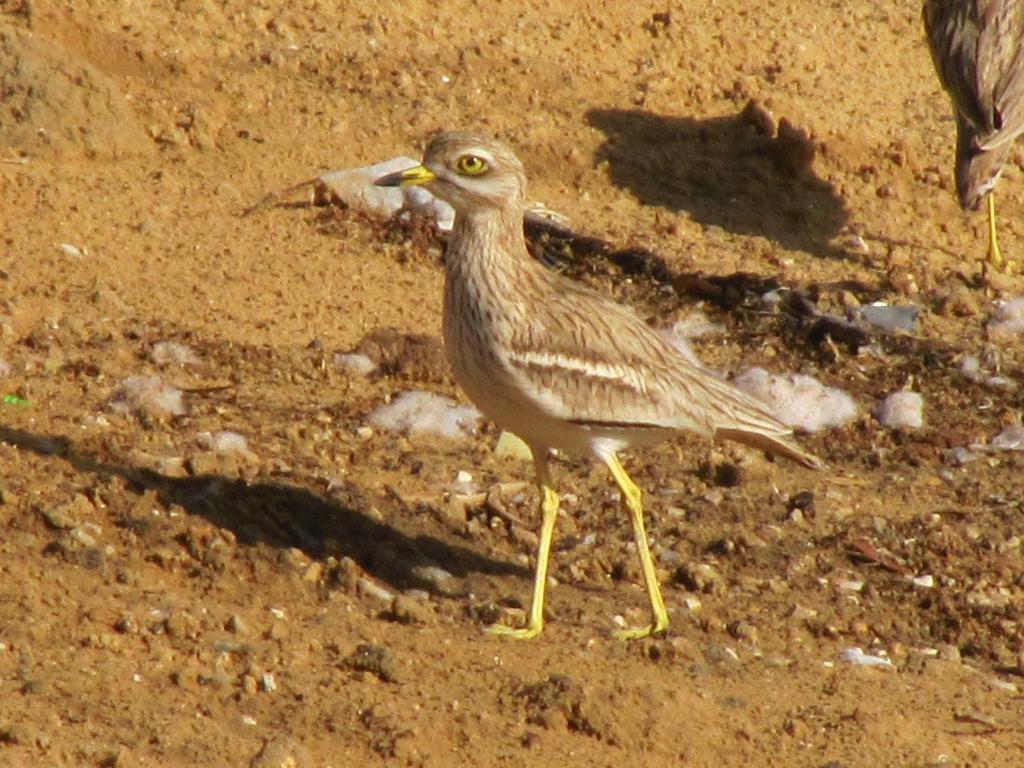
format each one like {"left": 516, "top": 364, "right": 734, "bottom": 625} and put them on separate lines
{"left": 790, "top": 605, "right": 818, "bottom": 621}
{"left": 354, "top": 328, "right": 450, "bottom": 383}
{"left": 389, "top": 595, "right": 432, "bottom": 625}
{"left": 839, "top": 647, "right": 894, "bottom": 668}
{"left": 787, "top": 490, "right": 815, "bottom": 517}
{"left": 515, "top": 674, "right": 619, "bottom": 741}
{"left": 345, "top": 643, "right": 397, "bottom": 682}
{"left": 702, "top": 644, "right": 741, "bottom": 666}
{"left": 261, "top": 672, "right": 276, "bottom": 693}
{"left": 114, "top": 615, "right": 139, "bottom": 634}
{"left": 959, "top": 354, "right": 1016, "bottom": 390}
{"left": 970, "top": 424, "right": 1024, "bottom": 454}
{"left": 937, "top": 644, "right": 962, "bottom": 662}
{"left": 41, "top": 506, "right": 77, "bottom": 530}
{"left": 155, "top": 456, "right": 188, "bottom": 477}
{"left": 727, "top": 621, "right": 758, "bottom": 643}
{"left": 187, "top": 451, "right": 238, "bottom": 477}
{"left": 43, "top": 532, "right": 105, "bottom": 569}
{"left": 875, "top": 391, "right": 924, "bottom": 429}
{"left": 989, "top": 424, "right": 1024, "bottom": 451}
{"left": 250, "top": 736, "right": 309, "bottom": 768}
{"left": 409, "top": 564, "right": 458, "bottom": 595}
{"left": 356, "top": 577, "right": 395, "bottom": 605}
{"left": 858, "top": 303, "right": 919, "bottom": 332}
{"left": 0, "top": 723, "right": 33, "bottom": 746}
{"left": 674, "top": 563, "right": 724, "bottom": 594}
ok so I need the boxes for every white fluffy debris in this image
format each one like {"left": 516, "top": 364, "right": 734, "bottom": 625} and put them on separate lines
{"left": 839, "top": 647, "right": 894, "bottom": 668}
{"left": 367, "top": 391, "right": 481, "bottom": 440}
{"left": 150, "top": 341, "right": 199, "bottom": 366}
{"left": 316, "top": 157, "right": 456, "bottom": 230}
{"left": 733, "top": 367, "right": 857, "bottom": 432}
{"left": 666, "top": 311, "right": 726, "bottom": 340}
{"left": 334, "top": 352, "right": 377, "bottom": 377}
{"left": 659, "top": 312, "right": 725, "bottom": 367}
{"left": 109, "top": 376, "right": 187, "bottom": 419}
{"left": 875, "top": 391, "right": 924, "bottom": 429}
{"left": 198, "top": 430, "right": 251, "bottom": 456}
{"left": 987, "top": 297, "right": 1024, "bottom": 343}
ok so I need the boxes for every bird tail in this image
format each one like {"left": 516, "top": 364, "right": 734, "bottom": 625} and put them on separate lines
{"left": 715, "top": 427, "right": 823, "bottom": 470}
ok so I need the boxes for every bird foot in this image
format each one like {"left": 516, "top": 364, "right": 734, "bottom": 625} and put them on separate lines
{"left": 485, "top": 622, "right": 543, "bottom": 640}
{"left": 612, "top": 619, "right": 669, "bottom": 641}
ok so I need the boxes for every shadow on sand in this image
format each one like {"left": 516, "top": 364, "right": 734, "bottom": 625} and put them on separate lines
{"left": 586, "top": 107, "right": 849, "bottom": 258}
{"left": 1, "top": 426, "right": 524, "bottom": 595}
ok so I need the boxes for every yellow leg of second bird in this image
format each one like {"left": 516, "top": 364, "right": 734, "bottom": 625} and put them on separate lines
{"left": 605, "top": 453, "right": 670, "bottom": 640}
{"left": 987, "top": 193, "right": 1005, "bottom": 270}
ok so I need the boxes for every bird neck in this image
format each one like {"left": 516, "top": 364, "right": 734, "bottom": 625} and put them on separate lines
{"left": 448, "top": 205, "right": 531, "bottom": 271}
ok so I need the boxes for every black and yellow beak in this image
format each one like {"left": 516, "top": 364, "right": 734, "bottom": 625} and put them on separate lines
{"left": 374, "top": 164, "right": 436, "bottom": 188}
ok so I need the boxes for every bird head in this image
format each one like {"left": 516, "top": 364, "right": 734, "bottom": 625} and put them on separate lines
{"left": 375, "top": 132, "right": 528, "bottom": 214}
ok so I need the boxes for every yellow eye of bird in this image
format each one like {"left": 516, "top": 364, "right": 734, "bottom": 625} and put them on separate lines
{"left": 456, "top": 155, "right": 488, "bottom": 175}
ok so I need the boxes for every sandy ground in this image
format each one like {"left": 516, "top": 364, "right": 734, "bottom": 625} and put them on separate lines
{"left": 2, "top": 1, "right": 1024, "bottom": 766}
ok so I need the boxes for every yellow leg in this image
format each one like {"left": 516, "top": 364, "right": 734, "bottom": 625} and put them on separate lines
{"left": 486, "top": 449, "right": 558, "bottom": 639}
{"left": 604, "top": 453, "right": 670, "bottom": 640}
{"left": 987, "top": 193, "right": 1005, "bottom": 270}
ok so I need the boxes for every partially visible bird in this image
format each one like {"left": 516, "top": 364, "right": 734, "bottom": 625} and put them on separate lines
{"left": 923, "top": 0, "right": 1024, "bottom": 269}
{"left": 376, "top": 132, "right": 821, "bottom": 640}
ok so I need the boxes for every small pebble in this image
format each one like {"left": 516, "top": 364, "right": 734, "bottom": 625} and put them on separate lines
{"left": 409, "top": 564, "right": 457, "bottom": 595}
{"left": 345, "top": 643, "right": 397, "bottom": 682}
{"left": 390, "top": 595, "right": 432, "bottom": 624}
{"left": 59, "top": 243, "right": 86, "bottom": 258}
{"left": 859, "top": 303, "right": 919, "bottom": 332}
{"left": 261, "top": 672, "right": 276, "bottom": 693}
{"left": 356, "top": 578, "right": 395, "bottom": 605}
{"left": 839, "top": 647, "right": 894, "bottom": 668}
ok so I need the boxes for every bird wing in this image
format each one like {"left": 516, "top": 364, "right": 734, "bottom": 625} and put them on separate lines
{"left": 980, "top": 0, "right": 1024, "bottom": 150}
{"left": 503, "top": 275, "right": 821, "bottom": 468}
{"left": 924, "top": 0, "right": 1024, "bottom": 147}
